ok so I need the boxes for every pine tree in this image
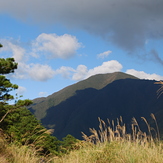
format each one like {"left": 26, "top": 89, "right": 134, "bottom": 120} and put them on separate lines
{"left": 0, "top": 44, "right": 78, "bottom": 155}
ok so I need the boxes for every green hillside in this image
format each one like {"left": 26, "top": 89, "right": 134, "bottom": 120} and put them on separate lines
{"left": 29, "top": 72, "right": 138, "bottom": 119}
{"left": 40, "top": 78, "right": 163, "bottom": 139}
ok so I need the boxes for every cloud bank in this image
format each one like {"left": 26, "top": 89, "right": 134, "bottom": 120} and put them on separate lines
{"left": 1, "top": 0, "right": 163, "bottom": 53}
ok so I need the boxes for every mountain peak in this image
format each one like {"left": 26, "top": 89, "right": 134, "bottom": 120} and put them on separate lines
{"left": 29, "top": 72, "right": 138, "bottom": 119}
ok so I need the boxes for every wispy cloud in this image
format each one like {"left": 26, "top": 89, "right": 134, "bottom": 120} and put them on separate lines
{"left": 38, "top": 92, "right": 48, "bottom": 97}
{"left": 97, "top": 50, "right": 112, "bottom": 59}
{"left": 16, "top": 86, "right": 27, "bottom": 95}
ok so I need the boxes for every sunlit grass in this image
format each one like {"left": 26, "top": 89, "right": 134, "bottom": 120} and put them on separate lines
{"left": 1, "top": 114, "right": 163, "bottom": 163}
{"left": 53, "top": 114, "right": 163, "bottom": 163}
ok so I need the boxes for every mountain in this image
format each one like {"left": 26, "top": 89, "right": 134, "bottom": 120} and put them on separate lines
{"left": 30, "top": 72, "right": 138, "bottom": 119}
{"left": 29, "top": 72, "right": 163, "bottom": 140}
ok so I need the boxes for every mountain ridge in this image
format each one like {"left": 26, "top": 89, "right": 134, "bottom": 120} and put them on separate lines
{"left": 41, "top": 78, "right": 163, "bottom": 139}
{"left": 30, "top": 72, "right": 138, "bottom": 119}
{"left": 29, "top": 72, "right": 163, "bottom": 140}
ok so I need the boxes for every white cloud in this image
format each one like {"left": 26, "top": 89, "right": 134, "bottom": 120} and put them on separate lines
{"left": 126, "top": 69, "right": 163, "bottom": 81}
{"left": 56, "top": 60, "right": 122, "bottom": 81}
{"left": 72, "top": 65, "right": 88, "bottom": 81}
{"left": 38, "top": 92, "right": 48, "bottom": 97}
{"left": 0, "top": 39, "right": 26, "bottom": 62}
{"left": 10, "top": 62, "right": 29, "bottom": 79}
{"left": 97, "top": 50, "right": 112, "bottom": 59}
{"left": 10, "top": 62, "right": 55, "bottom": 81}
{"left": 28, "top": 64, "right": 55, "bottom": 81}
{"left": 32, "top": 33, "right": 82, "bottom": 59}
{"left": 86, "top": 60, "right": 123, "bottom": 79}
{"left": 55, "top": 66, "right": 75, "bottom": 79}
{"left": 17, "top": 86, "right": 26, "bottom": 95}
{"left": 0, "top": 34, "right": 82, "bottom": 82}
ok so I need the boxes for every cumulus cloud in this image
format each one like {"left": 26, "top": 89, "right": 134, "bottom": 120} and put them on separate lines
{"left": 0, "top": 33, "right": 82, "bottom": 81}
{"left": 126, "top": 69, "right": 163, "bottom": 81}
{"left": 72, "top": 65, "right": 88, "bottom": 81}
{"left": 0, "top": 40, "right": 55, "bottom": 81}
{"left": 32, "top": 33, "right": 81, "bottom": 59}
{"left": 55, "top": 66, "right": 75, "bottom": 79}
{"left": 1, "top": 0, "right": 163, "bottom": 53}
{"left": 55, "top": 60, "right": 123, "bottom": 81}
{"left": 86, "top": 60, "right": 123, "bottom": 78}
{"left": 97, "top": 50, "right": 112, "bottom": 59}
{"left": 28, "top": 64, "right": 55, "bottom": 81}
{"left": 9, "top": 62, "right": 55, "bottom": 81}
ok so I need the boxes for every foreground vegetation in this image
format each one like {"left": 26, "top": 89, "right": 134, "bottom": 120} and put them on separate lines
{"left": 1, "top": 115, "right": 163, "bottom": 163}
{"left": 0, "top": 48, "right": 78, "bottom": 161}
{"left": 1, "top": 45, "right": 163, "bottom": 162}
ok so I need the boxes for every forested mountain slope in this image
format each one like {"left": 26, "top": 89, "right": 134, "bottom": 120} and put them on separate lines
{"left": 29, "top": 72, "right": 163, "bottom": 140}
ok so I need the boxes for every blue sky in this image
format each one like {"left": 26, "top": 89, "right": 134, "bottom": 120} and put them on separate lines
{"left": 0, "top": 0, "right": 163, "bottom": 101}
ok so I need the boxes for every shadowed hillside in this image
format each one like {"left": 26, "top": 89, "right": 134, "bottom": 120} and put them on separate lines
{"left": 29, "top": 72, "right": 138, "bottom": 119}
{"left": 40, "top": 78, "right": 163, "bottom": 139}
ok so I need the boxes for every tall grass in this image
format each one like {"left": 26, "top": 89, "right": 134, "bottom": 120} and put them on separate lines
{"left": 1, "top": 114, "right": 163, "bottom": 163}
{"left": 0, "top": 132, "right": 49, "bottom": 163}
{"left": 53, "top": 114, "right": 163, "bottom": 163}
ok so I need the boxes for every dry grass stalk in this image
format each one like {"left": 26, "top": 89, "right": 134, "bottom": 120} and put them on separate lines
{"left": 82, "top": 114, "right": 160, "bottom": 147}
{"left": 151, "top": 113, "right": 160, "bottom": 141}
{"left": 155, "top": 81, "right": 163, "bottom": 98}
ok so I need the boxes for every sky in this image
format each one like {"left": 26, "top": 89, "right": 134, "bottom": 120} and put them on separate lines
{"left": 0, "top": 0, "right": 163, "bottom": 101}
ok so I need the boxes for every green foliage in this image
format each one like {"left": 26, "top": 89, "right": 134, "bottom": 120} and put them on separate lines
{"left": 1, "top": 105, "right": 61, "bottom": 155}
{"left": 0, "top": 75, "right": 18, "bottom": 101}
{"left": 0, "top": 57, "right": 18, "bottom": 75}
{"left": 61, "top": 134, "right": 79, "bottom": 153}
{"left": 0, "top": 46, "right": 79, "bottom": 156}
{"left": 0, "top": 57, "right": 18, "bottom": 102}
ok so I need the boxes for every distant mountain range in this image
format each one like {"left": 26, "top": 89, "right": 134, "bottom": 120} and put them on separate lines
{"left": 29, "top": 72, "right": 163, "bottom": 139}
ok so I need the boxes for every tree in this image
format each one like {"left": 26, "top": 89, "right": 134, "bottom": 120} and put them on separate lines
{"left": 0, "top": 57, "right": 32, "bottom": 123}
{"left": 0, "top": 44, "right": 32, "bottom": 124}
{"left": 0, "top": 44, "right": 79, "bottom": 156}
{"left": 0, "top": 58, "right": 18, "bottom": 102}
{"left": 0, "top": 45, "right": 62, "bottom": 156}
